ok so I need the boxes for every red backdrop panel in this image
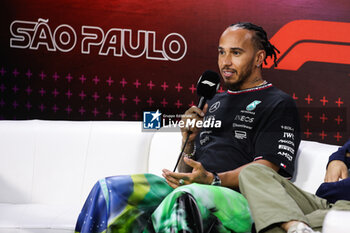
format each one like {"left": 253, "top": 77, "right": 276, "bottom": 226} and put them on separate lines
{"left": 0, "top": 0, "right": 349, "bottom": 145}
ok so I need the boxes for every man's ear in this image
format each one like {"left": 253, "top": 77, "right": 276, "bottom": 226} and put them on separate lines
{"left": 256, "top": 50, "right": 266, "bottom": 67}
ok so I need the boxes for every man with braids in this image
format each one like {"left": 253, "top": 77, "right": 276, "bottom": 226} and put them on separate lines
{"left": 75, "top": 22, "right": 300, "bottom": 233}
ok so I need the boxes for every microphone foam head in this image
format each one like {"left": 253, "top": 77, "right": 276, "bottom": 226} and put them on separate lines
{"left": 196, "top": 70, "right": 220, "bottom": 99}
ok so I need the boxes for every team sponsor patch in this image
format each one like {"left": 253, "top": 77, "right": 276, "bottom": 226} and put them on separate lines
{"left": 278, "top": 151, "right": 293, "bottom": 161}
{"left": 234, "top": 130, "right": 247, "bottom": 139}
{"left": 199, "top": 130, "right": 212, "bottom": 145}
{"left": 283, "top": 132, "right": 294, "bottom": 140}
{"left": 281, "top": 125, "right": 294, "bottom": 131}
{"left": 278, "top": 139, "right": 295, "bottom": 147}
{"left": 240, "top": 110, "right": 255, "bottom": 115}
{"left": 234, "top": 115, "right": 254, "bottom": 123}
{"left": 232, "top": 123, "right": 253, "bottom": 130}
{"left": 246, "top": 100, "right": 261, "bottom": 111}
{"left": 278, "top": 144, "right": 295, "bottom": 154}
{"left": 209, "top": 101, "right": 220, "bottom": 113}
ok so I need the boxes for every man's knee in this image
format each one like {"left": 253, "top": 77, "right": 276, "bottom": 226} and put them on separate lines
{"left": 240, "top": 163, "right": 271, "bottom": 178}
{"left": 239, "top": 164, "right": 274, "bottom": 188}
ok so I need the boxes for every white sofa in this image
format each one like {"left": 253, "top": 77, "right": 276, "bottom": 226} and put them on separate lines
{"left": 0, "top": 120, "right": 347, "bottom": 233}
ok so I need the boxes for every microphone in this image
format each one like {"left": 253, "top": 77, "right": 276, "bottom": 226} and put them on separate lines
{"left": 196, "top": 70, "right": 221, "bottom": 110}
{"left": 173, "top": 70, "right": 220, "bottom": 172}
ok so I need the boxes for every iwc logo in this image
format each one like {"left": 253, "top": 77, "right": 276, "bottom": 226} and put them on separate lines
{"left": 209, "top": 101, "right": 220, "bottom": 113}
{"left": 246, "top": 100, "right": 261, "bottom": 111}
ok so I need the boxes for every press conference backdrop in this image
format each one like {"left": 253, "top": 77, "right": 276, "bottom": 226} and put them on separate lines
{"left": 0, "top": 0, "right": 349, "bottom": 145}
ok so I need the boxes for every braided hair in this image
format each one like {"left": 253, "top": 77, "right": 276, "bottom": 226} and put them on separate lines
{"left": 230, "top": 22, "right": 280, "bottom": 67}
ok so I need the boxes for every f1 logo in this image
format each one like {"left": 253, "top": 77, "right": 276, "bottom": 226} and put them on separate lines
{"left": 265, "top": 20, "right": 350, "bottom": 70}
{"left": 201, "top": 80, "right": 216, "bottom": 87}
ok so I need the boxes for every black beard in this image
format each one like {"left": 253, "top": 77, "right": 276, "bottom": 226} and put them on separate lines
{"left": 225, "top": 61, "right": 254, "bottom": 91}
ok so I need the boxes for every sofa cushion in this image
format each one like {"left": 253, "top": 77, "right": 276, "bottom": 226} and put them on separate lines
{"left": 30, "top": 121, "right": 91, "bottom": 206}
{"left": 80, "top": 121, "right": 154, "bottom": 203}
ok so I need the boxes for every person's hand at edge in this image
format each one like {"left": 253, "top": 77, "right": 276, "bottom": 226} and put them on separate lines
{"left": 324, "top": 160, "right": 348, "bottom": 182}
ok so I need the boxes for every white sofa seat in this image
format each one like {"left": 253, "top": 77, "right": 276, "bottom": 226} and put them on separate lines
{"left": 0, "top": 120, "right": 348, "bottom": 233}
{"left": 0, "top": 204, "right": 78, "bottom": 233}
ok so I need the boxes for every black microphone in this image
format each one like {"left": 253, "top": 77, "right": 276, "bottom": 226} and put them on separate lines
{"left": 173, "top": 70, "right": 220, "bottom": 172}
{"left": 196, "top": 70, "right": 221, "bottom": 110}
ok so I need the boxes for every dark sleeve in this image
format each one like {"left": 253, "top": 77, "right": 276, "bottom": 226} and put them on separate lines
{"left": 254, "top": 98, "right": 301, "bottom": 178}
{"left": 327, "top": 139, "right": 350, "bottom": 168}
{"left": 316, "top": 178, "right": 350, "bottom": 203}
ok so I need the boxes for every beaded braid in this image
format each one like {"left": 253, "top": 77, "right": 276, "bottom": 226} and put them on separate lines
{"left": 230, "top": 22, "right": 280, "bottom": 67}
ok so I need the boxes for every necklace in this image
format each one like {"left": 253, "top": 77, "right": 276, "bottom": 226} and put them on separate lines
{"left": 256, "top": 80, "right": 268, "bottom": 87}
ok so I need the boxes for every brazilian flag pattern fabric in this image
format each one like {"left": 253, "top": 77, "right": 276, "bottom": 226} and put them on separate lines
{"left": 75, "top": 174, "right": 252, "bottom": 233}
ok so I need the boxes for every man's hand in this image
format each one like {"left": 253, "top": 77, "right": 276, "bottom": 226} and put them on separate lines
{"left": 162, "top": 157, "right": 213, "bottom": 188}
{"left": 324, "top": 160, "right": 348, "bottom": 182}
{"left": 181, "top": 104, "right": 208, "bottom": 142}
